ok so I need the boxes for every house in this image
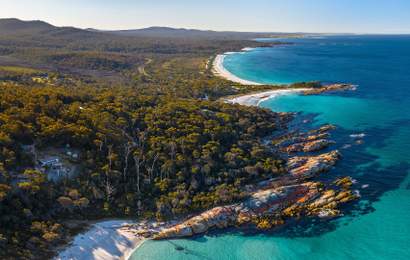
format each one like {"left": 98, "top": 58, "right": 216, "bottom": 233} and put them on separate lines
{"left": 38, "top": 157, "right": 60, "bottom": 168}
{"left": 37, "top": 157, "right": 70, "bottom": 181}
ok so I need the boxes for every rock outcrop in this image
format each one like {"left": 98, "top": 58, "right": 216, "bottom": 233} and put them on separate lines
{"left": 283, "top": 139, "right": 335, "bottom": 153}
{"left": 151, "top": 122, "right": 358, "bottom": 240}
{"left": 154, "top": 183, "right": 319, "bottom": 239}
{"left": 302, "top": 84, "right": 356, "bottom": 95}
{"left": 287, "top": 151, "right": 341, "bottom": 178}
{"left": 315, "top": 124, "right": 337, "bottom": 133}
{"left": 333, "top": 176, "right": 354, "bottom": 189}
{"left": 279, "top": 124, "right": 336, "bottom": 153}
{"left": 154, "top": 175, "right": 358, "bottom": 239}
{"left": 153, "top": 149, "right": 352, "bottom": 240}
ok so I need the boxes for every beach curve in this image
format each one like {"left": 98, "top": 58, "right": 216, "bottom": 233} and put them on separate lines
{"left": 55, "top": 220, "right": 143, "bottom": 260}
{"left": 225, "top": 88, "right": 309, "bottom": 106}
{"left": 212, "top": 53, "right": 262, "bottom": 85}
{"left": 213, "top": 50, "right": 310, "bottom": 105}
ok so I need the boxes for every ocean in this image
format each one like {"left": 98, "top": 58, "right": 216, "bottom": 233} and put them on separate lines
{"left": 131, "top": 35, "right": 410, "bottom": 260}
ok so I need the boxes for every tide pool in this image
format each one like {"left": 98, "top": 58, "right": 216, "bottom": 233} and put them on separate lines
{"left": 132, "top": 36, "right": 410, "bottom": 259}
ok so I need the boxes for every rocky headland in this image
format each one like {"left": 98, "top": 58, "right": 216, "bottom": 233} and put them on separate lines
{"left": 152, "top": 125, "right": 359, "bottom": 240}
{"left": 225, "top": 83, "right": 356, "bottom": 107}
{"left": 278, "top": 124, "right": 337, "bottom": 153}
{"left": 302, "top": 83, "right": 356, "bottom": 95}
{"left": 56, "top": 92, "right": 361, "bottom": 259}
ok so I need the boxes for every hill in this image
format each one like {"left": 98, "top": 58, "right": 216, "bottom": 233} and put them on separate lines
{"left": 0, "top": 18, "right": 55, "bottom": 34}
{"left": 0, "top": 18, "right": 292, "bottom": 84}
{"left": 0, "top": 18, "right": 103, "bottom": 40}
{"left": 108, "top": 26, "right": 270, "bottom": 39}
{"left": 0, "top": 19, "right": 280, "bottom": 40}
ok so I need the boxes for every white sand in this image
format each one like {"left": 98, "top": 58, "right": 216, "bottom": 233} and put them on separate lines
{"left": 56, "top": 219, "right": 178, "bottom": 260}
{"left": 213, "top": 51, "right": 309, "bottom": 106}
{"left": 213, "top": 54, "right": 262, "bottom": 85}
{"left": 226, "top": 88, "right": 309, "bottom": 107}
{"left": 56, "top": 220, "right": 145, "bottom": 260}
{"left": 241, "top": 47, "right": 256, "bottom": 51}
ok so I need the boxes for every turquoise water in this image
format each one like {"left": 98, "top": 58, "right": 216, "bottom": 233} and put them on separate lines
{"left": 132, "top": 36, "right": 410, "bottom": 259}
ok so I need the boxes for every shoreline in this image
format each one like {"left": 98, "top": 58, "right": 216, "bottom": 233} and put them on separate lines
{"left": 56, "top": 220, "right": 143, "bottom": 260}
{"left": 213, "top": 51, "right": 355, "bottom": 107}
{"left": 225, "top": 88, "right": 309, "bottom": 106}
{"left": 57, "top": 50, "right": 353, "bottom": 260}
{"left": 123, "top": 239, "right": 146, "bottom": 260}
{"left": 55, "top": 86, "right": 347, "bottom": 260}
{"left": 56, "top": 219, "right": 178, "bottom": 260}
{"left": 56, "top": 220, "right": 165, "bottom": 260}
{"left": 212, "top": 50, "right": 309, "bottom": 105}
{"left": 58, "top": 89, "right": 353, "bottom": 260}
{"left": 212, "top": 53, "right": 262, "bottom": 85}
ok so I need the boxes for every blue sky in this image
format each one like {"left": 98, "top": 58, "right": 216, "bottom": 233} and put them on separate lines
{"left": 1, "top": 0, "right": 410, "bottom": 33}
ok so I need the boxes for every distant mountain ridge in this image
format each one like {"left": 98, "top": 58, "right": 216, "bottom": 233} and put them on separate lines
{"left": 0, "top": 18, "right": 101, "bottom": 39}
{"left": 0, "top": 18, "right": 55, "bottom": 34}
{"left": 0, "top": 18, "right": 287, "bottom": 40}
{"left": 108, "top": 26, "right": 266, "bottom": 38}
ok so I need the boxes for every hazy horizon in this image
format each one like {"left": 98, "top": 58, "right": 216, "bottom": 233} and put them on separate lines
{"left": 2, "top": 17, "right": 410, "bottom": 36}
{"left": 1, "top": 0, "right": 410, "bottom": 34}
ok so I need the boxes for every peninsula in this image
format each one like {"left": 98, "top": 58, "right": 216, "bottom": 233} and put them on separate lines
{"left": 0, "top": 18, "right": 358, "bottom": 260}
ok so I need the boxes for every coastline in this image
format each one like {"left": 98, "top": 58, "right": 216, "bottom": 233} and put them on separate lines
{"left": 213, "top": 51, "right": 354, "bottom": 107}
{"left": 57, "top": 55, "right": 352, "bottom": 260}
{"left": 212, "top": 54, "right": 262, "bottom": 85}
{"left": 225, "top": 88, "right": 309, "bottom": 106}
{"left": 56, "top": 219, "right": 177, "bottom": 260}
{"left": 56, "top": 220, "right": 152, "bottom": 260}
{"left": 213, "top": 50, "right": 310, "bottom": 105}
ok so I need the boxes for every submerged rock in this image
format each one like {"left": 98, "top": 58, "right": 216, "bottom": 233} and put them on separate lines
{"left": 350, "top": 133, "right": 366, "bottom": 139}
{"left": 334, "top": 177, "right": 354, "bottom": 189}
{"left": 313, "top": 124, "right": 337, "bottom": 134}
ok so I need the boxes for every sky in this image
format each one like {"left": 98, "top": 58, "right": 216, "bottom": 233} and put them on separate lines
{"left": 1, "top": 0, "right": 410, "bottom": 33}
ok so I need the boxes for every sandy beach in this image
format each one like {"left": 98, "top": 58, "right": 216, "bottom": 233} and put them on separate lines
{"left": 213, "top": 52, "right": 309, "bottom": 105}
{"left": 213, "top": 54, "right": 262, "bottom": 85}
{"left": 226, "top": 88, "right": 309, "bottom": 106}
{"left": 56, "top": 220, "right": 154, "bottom": 260}
{"left": 56, "top": 219, "right": 178, "bottom": 260}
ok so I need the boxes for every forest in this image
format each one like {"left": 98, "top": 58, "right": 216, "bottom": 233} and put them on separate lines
{"left": 0, "top": 19, "right": 297, "bottom": 259}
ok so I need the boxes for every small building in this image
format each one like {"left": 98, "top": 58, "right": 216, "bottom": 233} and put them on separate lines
{"left": 38, "top": 157, "right": 60, "bottom": 168}
{"left": 37, "top": 157, "right": 70, "bottom": 181}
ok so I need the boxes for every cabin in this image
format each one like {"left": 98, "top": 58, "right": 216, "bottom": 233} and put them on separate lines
{"left": 37, "top": 156, "right": 70, "bottom": 181}
{"left": 38, "top": 157, "right": 60, "bottom": 167}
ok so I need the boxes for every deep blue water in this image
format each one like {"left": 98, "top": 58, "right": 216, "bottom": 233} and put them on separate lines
{"left": 132, "top": 36, "right": 410, "bottom": 259}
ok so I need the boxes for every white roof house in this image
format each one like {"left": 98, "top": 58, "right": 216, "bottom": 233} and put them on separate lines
{"left": 38, "top": 157, "right": 60, "bottom": 167}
